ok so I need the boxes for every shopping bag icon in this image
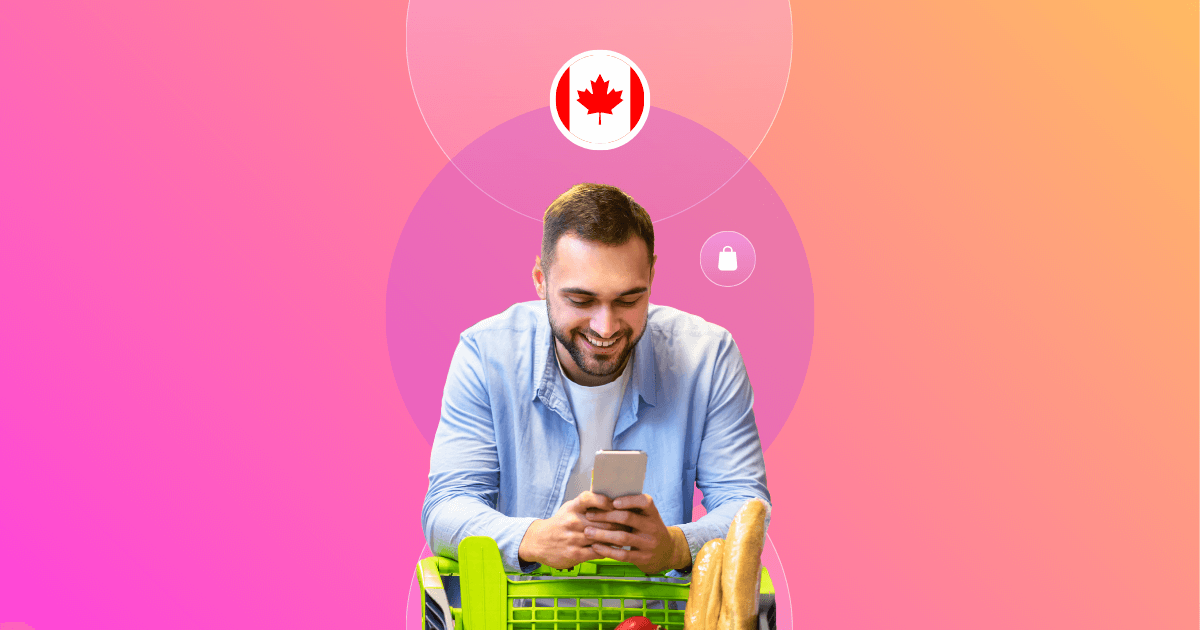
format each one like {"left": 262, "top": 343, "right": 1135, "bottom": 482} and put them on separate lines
{"left": 718, "top": 246, "right": 738, "bottom": 271}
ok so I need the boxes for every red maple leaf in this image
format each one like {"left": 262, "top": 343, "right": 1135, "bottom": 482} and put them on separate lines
{"left": 576, "top": 74, "right": 623, "bottom": 125}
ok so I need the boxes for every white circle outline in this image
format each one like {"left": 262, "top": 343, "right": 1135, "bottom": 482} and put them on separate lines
{"left": 405, "top": 543, "right": 432, "bottom": 630}
{"left": 764, "top": 532, "right": 794, "bottom": 630}
{"left": 700, "top": 231, "right": 757, "bottom": 287}
{"left": 405, "top": 2, "right": 793, "bottom": 223}
{"left": 548, "top": 50, "right": 651, "bottom": 151}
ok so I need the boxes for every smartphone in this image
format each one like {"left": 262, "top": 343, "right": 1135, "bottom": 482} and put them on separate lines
{"left": 590, "top": 450, "right": 647, "bottom": 500}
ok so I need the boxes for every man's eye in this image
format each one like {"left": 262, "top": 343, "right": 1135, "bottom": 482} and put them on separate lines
{"left": 567, "top": 297, "right": 639, "bottom": 307}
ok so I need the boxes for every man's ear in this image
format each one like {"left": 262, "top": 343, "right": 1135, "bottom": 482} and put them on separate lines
{"left": 532, "top": 257, "right": 547, "bottom": 300}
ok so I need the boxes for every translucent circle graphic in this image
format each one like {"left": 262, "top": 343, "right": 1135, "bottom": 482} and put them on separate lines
{"left": 701, "top": 231, "right": 757, "bottom": 287}
{"left": 385, "top": 110, "right": 813, "bottom": 449}
{"left": 406, "top": 0, "right": 792, "bottom": 218}
{"left": 405, "top": 536, "right": 794, "bottom": 630}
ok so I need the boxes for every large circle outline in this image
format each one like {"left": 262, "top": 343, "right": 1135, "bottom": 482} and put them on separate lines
{"left": 547, "top": 49, "right": 651, "bottom": 151}
{"left": 404, "top": 1, "right": 795, "bottom": 223}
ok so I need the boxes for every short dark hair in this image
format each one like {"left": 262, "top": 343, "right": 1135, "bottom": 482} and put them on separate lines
{"left": 541, "top": 183, "right": 655, "bottom": 274}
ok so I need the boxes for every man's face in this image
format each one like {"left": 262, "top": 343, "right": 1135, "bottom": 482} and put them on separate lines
{"left": 533, "top": 233, "right": 656, "bottom": 387}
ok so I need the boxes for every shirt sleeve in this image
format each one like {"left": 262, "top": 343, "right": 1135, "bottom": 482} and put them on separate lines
{"left": 671, "top": 332, "right": 772, "bottom": 572}
{"left": 421, "top": 333, "right": 543, "bottom": 573}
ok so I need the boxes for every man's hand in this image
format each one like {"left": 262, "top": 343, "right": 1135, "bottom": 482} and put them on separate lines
{"left": 582, "top": 494, "right": 691, "bottom": 575}
{"left": 518, "top": 491, "right": 621, "bottom": 570}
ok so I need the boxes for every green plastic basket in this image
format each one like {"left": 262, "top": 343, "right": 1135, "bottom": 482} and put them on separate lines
{"left": 417, "top": 536, "right": 775, "bottom": 630}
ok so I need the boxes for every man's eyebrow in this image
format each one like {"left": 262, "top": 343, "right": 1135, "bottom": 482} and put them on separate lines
{"left": 559, "top": 287, "right": 649, "bottom": 297}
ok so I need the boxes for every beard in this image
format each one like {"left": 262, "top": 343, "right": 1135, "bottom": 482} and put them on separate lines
{"left": 547, "top": 302, "right": 646, "bottom": 380}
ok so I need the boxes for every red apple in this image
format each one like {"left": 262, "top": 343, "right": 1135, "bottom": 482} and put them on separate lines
{"left": 614, "top": 616, "right": 660, "bottom": 630}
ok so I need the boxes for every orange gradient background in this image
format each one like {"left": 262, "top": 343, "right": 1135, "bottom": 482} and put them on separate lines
{"left": 760, "top": 2, "right": 1196, "bottom": 627}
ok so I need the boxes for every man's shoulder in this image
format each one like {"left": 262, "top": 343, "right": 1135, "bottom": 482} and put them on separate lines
{"left": 460, "top": 300, "right": 546, "bottom": 340}
{"left": 645, "top": 304, "right": 735, "bottom": 353}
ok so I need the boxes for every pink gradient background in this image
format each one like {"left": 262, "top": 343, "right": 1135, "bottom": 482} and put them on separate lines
{"left": 1, "top": 2, "right": 1195, "bottom": 630}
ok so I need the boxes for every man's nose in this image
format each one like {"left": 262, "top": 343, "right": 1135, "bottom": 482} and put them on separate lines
{"left": 591, "top": 306, "right": 619, "bottom": 339}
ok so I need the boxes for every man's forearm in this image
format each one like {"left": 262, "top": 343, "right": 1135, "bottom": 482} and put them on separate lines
{"left": 423, "top": 493, "right": 539, "bottom": 572}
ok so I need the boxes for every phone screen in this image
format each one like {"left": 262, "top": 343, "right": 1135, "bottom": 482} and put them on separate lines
{"left": 590, "top": 450, "right": 647, "bottom": 500}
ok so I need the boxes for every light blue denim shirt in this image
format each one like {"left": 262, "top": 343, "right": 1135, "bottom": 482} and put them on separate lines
{"left": 421, "top": 300, "right": 770, "bottom": 574}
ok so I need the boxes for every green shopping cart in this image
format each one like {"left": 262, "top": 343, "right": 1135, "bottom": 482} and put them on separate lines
{"left": 417, "top": 537, "right": 777, "bottom": 630}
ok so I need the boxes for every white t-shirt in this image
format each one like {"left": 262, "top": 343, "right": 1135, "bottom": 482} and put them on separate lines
{"left": 557, "top": 351, "right": 631, "bottom": 504}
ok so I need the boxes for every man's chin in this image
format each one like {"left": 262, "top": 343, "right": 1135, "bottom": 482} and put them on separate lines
{"left": 580, "top": 356, "right": 621, "bottom": 377}
{"left": 555, "top": 327, "right": 638, "bottom": 379}
{"left": 579, "top": 347, "right": 634, "bottom": 378}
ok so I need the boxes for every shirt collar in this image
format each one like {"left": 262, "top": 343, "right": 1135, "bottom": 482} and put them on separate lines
{"left": 532, "top": 306, "right": 658, "bottom": 410}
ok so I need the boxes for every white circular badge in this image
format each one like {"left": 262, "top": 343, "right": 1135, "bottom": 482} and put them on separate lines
{"left": 550, "top": 50, "right": 650, "bottom": 150}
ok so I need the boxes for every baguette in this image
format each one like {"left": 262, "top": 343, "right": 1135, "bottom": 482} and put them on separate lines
{"left": 684, "top": 538, "right": 725, "bottom": 630}
{"left": 716, "top": 500, "right": 768, "bottom": 630}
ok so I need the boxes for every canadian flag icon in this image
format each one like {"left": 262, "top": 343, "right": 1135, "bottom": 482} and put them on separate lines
{"left": 550, "top": 50, "right": 650, "bottom": 150}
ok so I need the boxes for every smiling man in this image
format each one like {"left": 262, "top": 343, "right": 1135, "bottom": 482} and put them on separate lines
{"left": 421, "top": 183, "right": 769, "bottom": 576}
